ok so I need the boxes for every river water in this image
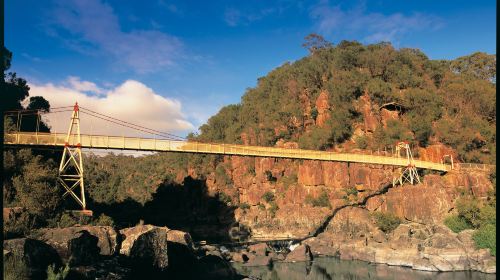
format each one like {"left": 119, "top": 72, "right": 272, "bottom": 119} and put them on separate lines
{"left": 232, "top": 257, "right": 495, "bottom": 280}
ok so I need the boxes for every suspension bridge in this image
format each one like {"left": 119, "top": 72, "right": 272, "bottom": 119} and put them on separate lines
{"left": 4, "top": 103, "right": 454, "bottom": 213}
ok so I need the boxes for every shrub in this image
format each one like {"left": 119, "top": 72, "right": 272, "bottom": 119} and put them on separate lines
{"left": 304, "top": 189, "right": 331, "bottom": 208}
{"left": 373, "top": 212, "right": 401, "bottom": 233}
{"left": 280, "top": 173, "right": 298, "bottom": 189}
{"left": 257, "top": 203, "right": 265, "bottom": 211}
{"left": 444, "top": 214, "right": 472, "bottom": 233}
{"left": 239, "top": 202, "right": 250, "bottom": 210}
{"left": 46, "top": 264, "right": 70, "bottom": 280}
{"left": 4, "top": 255, "right": 30, "bottom": 280}
{"left": 269, "top": 201, "right": 279, "bottom": 218}
{"left": 355, "top": 135, "right": 368, "bottom": 149}
{"left": 58, "top": 212, "right": 79, "bottom": 228}
{"left": 264, "top": 170, "right": 277, "bottom": 182}
{"left": 215, "top": 164, "right": 233, "bottom": 186}
{"left": 261, "top": 191, "right": 275, "bottom": 203}
{"left": 473, "top": 224, "right": 496, "bottom": 256}
{"left": 92, "top": 214, "right": 115, "bottom": 227}
{"left": 218, "top": 192, "right": 232, "bottom": 205}
{"left": 456, "top": 197, "right": 481, "bottom": 228}
{"left": 247, "top": 164, "right": 256, "bottom": 176}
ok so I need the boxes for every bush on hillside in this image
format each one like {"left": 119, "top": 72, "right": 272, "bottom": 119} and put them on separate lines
{"left": 373, "top": 212, "right": 401, "bottom": 233}
{"left": 444, "top": 214, "right": 472, "bottom": 233}
{"left": 473, "top": 224, "right": 496, "bottom": 256}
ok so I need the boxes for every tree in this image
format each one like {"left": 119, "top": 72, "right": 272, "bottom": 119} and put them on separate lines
{"left": 302, "top": 33, "right": 333, "bottom": 54}
{"left": 451, "top": 52, "right": 496, "bottom": 82}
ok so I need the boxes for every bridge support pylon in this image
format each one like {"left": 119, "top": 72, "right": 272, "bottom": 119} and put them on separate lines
{"left": 392, "top": 141, "right": 420, "bottom": 186}
{"left": 57, "top": 102, "right": 91, "bottom": 215}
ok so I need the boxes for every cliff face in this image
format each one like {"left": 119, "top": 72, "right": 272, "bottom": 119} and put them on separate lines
{"left": 192, "top": 154, "right": 493, "bottom": 240}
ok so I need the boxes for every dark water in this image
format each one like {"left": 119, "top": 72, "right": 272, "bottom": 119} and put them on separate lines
{"left": 232, "top": 257, "right": 496, "bottom": 280}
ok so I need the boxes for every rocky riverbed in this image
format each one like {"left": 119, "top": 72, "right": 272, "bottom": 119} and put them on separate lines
{"left": 3, "top": 224, "right": 241, "bottom": 279}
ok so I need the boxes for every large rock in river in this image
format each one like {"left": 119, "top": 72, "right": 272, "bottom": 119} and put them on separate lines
{"left": 4, "top": 238, "right": 61, "bottom": 278}
{"left": 119, "top": 224, "right": 169, "bottom": 270}
{"left": 35, "top": 228, "right": 101, "bottom": 266}
{"left": 37, "top": 226, "right": 118, "bottom": 256}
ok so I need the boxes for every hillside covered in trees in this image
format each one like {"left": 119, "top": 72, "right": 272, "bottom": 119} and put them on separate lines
{"left": 196, "top": 39, "right": 496, "bottom": 164}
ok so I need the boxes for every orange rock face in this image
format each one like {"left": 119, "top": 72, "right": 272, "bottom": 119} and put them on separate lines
{"left": 359, "top": 94, "right": 379, "bottom": 132}
{"left": 298, "top": 161, "right": 324, "bottom": 186}
{"left": 315, "top": 90, "right": 330, "bottom": 127}
{"left": 418, "top": 144, "right": 458, "bottom": 163}
{"left": 379, "top": 184, "right": 453, "bottom": 224}
{"left": 380, "top": 108, "right": 399, "bottom": 127}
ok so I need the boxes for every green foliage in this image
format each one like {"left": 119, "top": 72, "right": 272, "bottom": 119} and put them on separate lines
{"left": 261, "top": 191, "right": 275, "bottom": 203}
{"left": 473, "top": 224, "right": 496, "bottom": 256}
{"left": 444, "top": 215, "right": 472, "bottom": 233}
{"left": 247, "top": 164, "right": 256, "bottom": 176}
{"left": 279, "top": 173, "right": 298, "bottom": 189}
{"left": 373, "top": 212, "right": 401, "bottom": 233}
{"left": 4, "top": 149, "right": 60, "bottom": 223}
{"left": 366, "top": 78, "right": 395, "bottom": 106}
{"left": 239, "top": 202, "right": 250, "bottom": 210}
{"left": 4, "top": 255, "right": 30, "bottom": 280}
{"left": 215, "top": 164, "right": 233, "bottom": 186}
{"left": 304, "top": 189, "right": 331, "bottom": 208}
{"left": 269, "top": 201, "right": 279, "bottom": 217}
{"left": 185, "top": 41, "right": 494, "bottom": 165}
{"left": 92, "top": 214, "right": 115, "bottom": 227}
{"left": 264, "top": 170, "right": 277, "bottom": 182}
{"left": 3, "top": 211, "right": 35, "bottom": 239}
{"left": 444, "top": 193, "right": 496, "bottom": 256}
{"left": 456, "top": 197, "right": 481, "bottom": 228}
{"left": 451, "top": 52, "right": 496, "bottom": 82}
{"left": 46, "top": 264, "right": 70, "bottom": 280}
{"left": 257, "top": 203, "right": 266, "bottom": 211}
{"left": 217, "top": 192, "right": 232, "bottom": 205}
{"left": 355, "top": 135, "right": 368, "bottom": 149}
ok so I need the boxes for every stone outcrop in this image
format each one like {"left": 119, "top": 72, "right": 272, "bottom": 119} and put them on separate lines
{"left": 37, "top": 226, "right": 118, "bottom": 256}
{"left": 119, "top": 225, "right": 169, "bottom": 270}
{"left": 315, "top": 90, "right": 330, "bottom": 127}
{"left": 283, "top": 244, "right": 313, "bottom": 262}
{"left": 35, "top": 228, "right": 100, "bottom": 265}
{"left": 4, "top": 238, "right": 61, "bottom": 278}
{"left": 306, "top": 207, "right": 496, "bottom": 273}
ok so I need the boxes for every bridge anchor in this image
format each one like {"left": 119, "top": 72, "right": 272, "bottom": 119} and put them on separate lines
{"left": 58, "top": 102, "right": 89, "bottom": 213}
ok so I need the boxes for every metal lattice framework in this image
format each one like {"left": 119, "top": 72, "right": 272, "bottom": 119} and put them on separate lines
{"left": 57, "top": 103, "right": 89, "bottom": 213}
{"left": 392, "top": 141, "right": 420, "bottom": 186}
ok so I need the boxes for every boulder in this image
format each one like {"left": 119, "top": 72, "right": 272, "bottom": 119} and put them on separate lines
{"left": 37, "top": 226, "right": 118, "bottom": 256}
{"left": 119, "top": 225, "right": 169, "bottom": 270}
{"left": 34, "top": 228, "right": 100, "bottom": 266}
{"left": 247, "top": 242, "right": 268, "bottom": 256}
{"left": 4, "top": 238, "right": 61, "bottom": 277}
{"left": 283, "top": 244, "right": 313, "bottom": 262}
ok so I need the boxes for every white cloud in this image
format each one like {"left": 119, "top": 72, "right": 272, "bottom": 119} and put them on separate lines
{"left": 67, "top": 76, "right": 104, "bottom": 94}
{"left": 309, "top": 0, "right": 443, "bottom": 43}
{"left": 29, "top": 78, "right": 195, "bottom": 138}
{"left": 49, "top": 0, "right": 183, "bottom": 73}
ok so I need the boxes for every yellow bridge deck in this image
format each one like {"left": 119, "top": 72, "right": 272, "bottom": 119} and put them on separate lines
{"left": 4, "top": 132, "right": 451, "bottom": 172}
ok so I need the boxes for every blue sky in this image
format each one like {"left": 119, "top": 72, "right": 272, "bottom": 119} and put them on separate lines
{"left": 5, "top": 0, "right": 496, "bottom": 136}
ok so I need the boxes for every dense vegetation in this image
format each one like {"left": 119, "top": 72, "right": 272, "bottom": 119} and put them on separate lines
{"left": 196, "top": 38, "right": 496, "bottom": 164}
{"left": 444, "top": 171, "right": 496, "bottom": 256}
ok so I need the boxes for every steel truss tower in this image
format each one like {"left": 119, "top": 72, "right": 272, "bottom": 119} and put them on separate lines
{"left": 392, "top": 141, "right": 421, "bottom": 186}
{"left": 57, "top": 102, "right": 90, "bottom": 214}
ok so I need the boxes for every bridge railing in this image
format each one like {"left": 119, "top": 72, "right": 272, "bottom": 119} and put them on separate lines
{"left": 4, "top": 132, "right": 452, "bottom": 172}
{"left": 453, "top": 163, "right": 495, "bottom": 172}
